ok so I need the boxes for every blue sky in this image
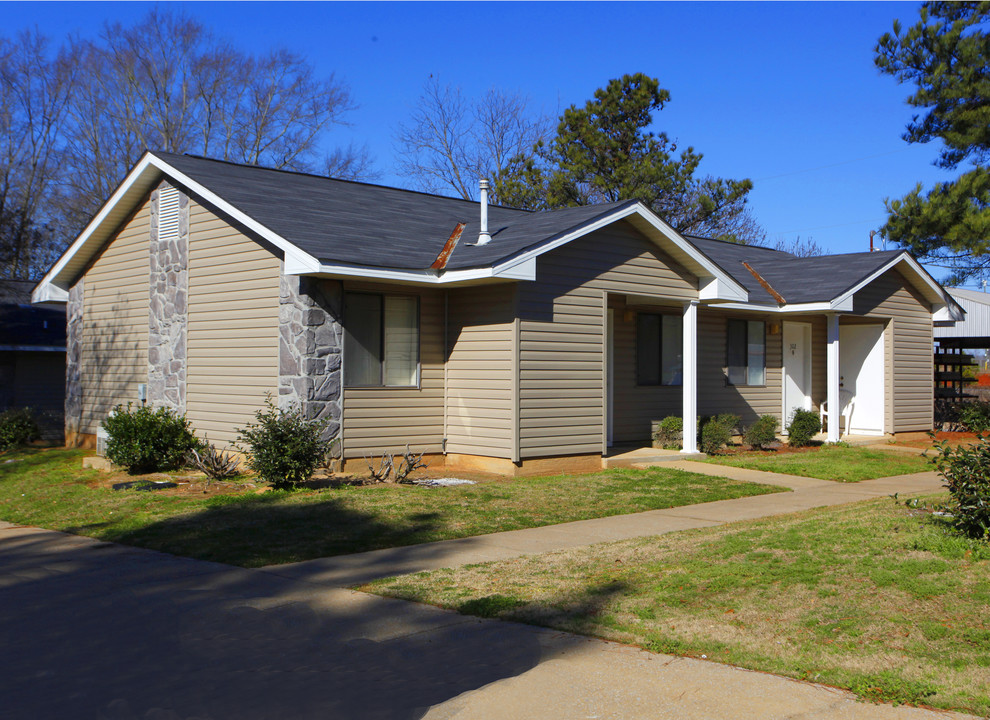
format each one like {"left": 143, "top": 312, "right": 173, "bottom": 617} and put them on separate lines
{"left": 4, "top": 1, "right": 968, "bottom": 282}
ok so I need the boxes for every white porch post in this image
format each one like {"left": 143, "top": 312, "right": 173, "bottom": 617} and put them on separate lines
{"left": 826, "top": 313, "right": 841, "bottom": 443}
{"left": 682, "top": 300, "right": 699, "bottom": 453}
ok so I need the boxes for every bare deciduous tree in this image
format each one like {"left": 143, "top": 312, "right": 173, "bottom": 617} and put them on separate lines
{"left": 0, "top": 30, "right": 76, "bottom": 280}
{"left": 58, "top": 7, "right": 366, "bottom": 234}
{"left": 395, "top": 76, "right": 550, "bottom": 201}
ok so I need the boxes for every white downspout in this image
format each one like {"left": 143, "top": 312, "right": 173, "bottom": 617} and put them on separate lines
{"left": 682, "top": 300, "right": 699, "bottom": 453}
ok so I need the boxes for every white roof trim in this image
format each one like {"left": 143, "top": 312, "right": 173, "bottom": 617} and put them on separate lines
{"left": 716, "top": 300, "right": 846, "bottom": 314}
{"left": 34, "top": 154, "right": 747, "bottom": 300}
{"left": 33, "top": 152, "right": 321, "bottom": 304}
{"left": 830, "top": 252, "right": 960, "bottom": 320}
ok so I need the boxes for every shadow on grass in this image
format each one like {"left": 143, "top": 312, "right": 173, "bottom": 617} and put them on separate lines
{"left": 68, "top": 491, "right": 449, "bottom": 568}
{"left": 0, "top": 525, "right": 601, "bottom": 720}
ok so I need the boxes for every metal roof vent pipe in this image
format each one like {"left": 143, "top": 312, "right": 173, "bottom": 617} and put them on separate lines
{"left": 476, "top": 178, "right": 492, "bottom": 246}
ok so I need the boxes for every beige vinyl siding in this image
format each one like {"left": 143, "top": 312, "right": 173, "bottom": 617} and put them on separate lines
{"left": 853, "top": 268, "right": 933, "bottom": 433}
{"left": 79, "top": 200, "right": 151, "bottom": 433}
{"left": 186, "top": 199, "right": 280, "bottom": 447}
{"left": 518, "top": 221, "right": 698, "bottom": 457}
{"left": 610, "top": 296, "right": 681, "bottom": 442}
{"left": 342, "top": 283, "right": 444, "bottom": 457}
{"left": 445, "top": 284, "right": 517, "bottom": 459}
{"left": 696, "top": 310, "right": 783, "bottom": 428}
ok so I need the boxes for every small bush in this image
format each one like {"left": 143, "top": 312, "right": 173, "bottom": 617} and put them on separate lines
{"left": 744, "top": 414, "right": 779, "bottom": 450}
{"left": 0, "top": 408, "right": 41, "bottom": 452}
{"left": 653, "top": 416, "right": 683, "bottom": 450}
{"left": 189, "top": 441, "right": 241, "bottom": 480}
{"left": 700, "top": 413, "right": 739, "bottom": 455}
{"left": 932, "top": 434, "right": 990, "bottom": 541}
{"left": 787, "top": 408, "right": 821, "bottom": 447}
{"left": 103, "top": 404, "right": 200, "bottom": 474}
{"left": 958, "top": 401, "right": 990, "bottom": 433}
{"left": 236, "top": 398, "right": 333, "bottom": 490}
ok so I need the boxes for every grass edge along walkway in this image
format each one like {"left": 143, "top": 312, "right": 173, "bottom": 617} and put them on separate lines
{"left": 0, "top": 448, "right": 781, "bottom": 567}
{"left": 364, "top": 489, "right": 988, "bottom": 717}
{"left": 265, "top": 468, "right": 943, "bottom": 587}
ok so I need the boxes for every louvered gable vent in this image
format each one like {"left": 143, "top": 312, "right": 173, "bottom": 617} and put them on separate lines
{"left": 159, "top": 185, "right": 180, "bottom": 242}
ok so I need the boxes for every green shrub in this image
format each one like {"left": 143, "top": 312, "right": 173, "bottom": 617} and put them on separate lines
{"left": 958, "top": 401, "right": 990, "bottom": 433}
{"left": 0, "top": 408, "right": 41, "bottom": 452}
{"left": 787, "top": 408, "right": 821, "bottom": 447}
{"left": 932, "top": 434, "right": 990, "bottom": 541}
{"left": 744, "top": 414, "right": 779, "bottom": 450}
{"left": 189, "top": 441, "right": 242, "bottom": 480}
{"left": 653, "top": 416, "right": 683, "bottom": 450}
{"left": 700, "top": 413, "right": 739, "bottom": 455}
{"left": 103, "top": 404, "right": 201, "bottom": 474}
{"left": 236, "top": 398, "right": 333, "bottom": 490}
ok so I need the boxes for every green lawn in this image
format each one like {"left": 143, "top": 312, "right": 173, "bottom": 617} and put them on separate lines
{"left": 699, "top": 444, "right": 931, "bottom": 482}
{"left": 367, "top": 496, "right": 990, "bottom": 716}
{"left": 0, "top": 447, "right": 782, "bottom": 567}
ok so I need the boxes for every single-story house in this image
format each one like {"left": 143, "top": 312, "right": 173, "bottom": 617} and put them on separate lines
{"left": 33, "top": 151, "right": 962, "bottom": 474}
{"left": 1, "top": 279, "right": 66, "bottom": 436}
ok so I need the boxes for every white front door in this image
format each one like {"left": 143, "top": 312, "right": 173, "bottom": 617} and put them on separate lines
{"left": 839, "top": 324, "right": 885, "bottom": 435}
{"left": 782, "top": 321, "right": 812, "bottom": 432}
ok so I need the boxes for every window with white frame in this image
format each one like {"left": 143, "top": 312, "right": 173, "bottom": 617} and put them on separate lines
{"left": 727, "top": 318, "right": 765, "bottom": 386}
{"left": 637, "top": 313, "right": 683, "bottom": 386}
{"left": 343, "top": 293, "right": 420, "bottom": 387}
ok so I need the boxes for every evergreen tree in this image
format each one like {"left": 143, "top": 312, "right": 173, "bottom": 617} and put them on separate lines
{"left": 493, "top": 73, "right": 761, "bottom": 244}
{"left": 876, "top": 1, "right": 990, "bottom": 283}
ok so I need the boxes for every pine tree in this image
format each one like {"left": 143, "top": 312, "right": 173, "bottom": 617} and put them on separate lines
{"left": 493, "top": 73, "right": 761, "bottom": 244}
{"left": 876, "top": 1, "right": 990, "bottom": 283}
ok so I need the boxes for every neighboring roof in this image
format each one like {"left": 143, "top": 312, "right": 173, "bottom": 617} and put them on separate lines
{"left": 0, "top": 280, "right": 65, "bottom": 349}
{"left": 935, "top": 287, "right": 990, "bottom": 339}
{"left": 0, "top": 279, "right": 36, "bottom": 305}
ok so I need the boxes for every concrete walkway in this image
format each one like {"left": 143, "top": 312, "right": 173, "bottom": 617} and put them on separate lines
{"left": 265, "top": 465, "right": 944, "bottom": 587}
{"left": 1, "top": 466, "right": 966, "bottom": 720}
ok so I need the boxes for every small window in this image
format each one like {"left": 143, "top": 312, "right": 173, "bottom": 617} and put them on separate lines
{"left": 727, "top": 319, "right": 765, "bottom": 386}
{"left": 343, "top": 293, "right": 420, "bottom": 387}
{"left": 637, "top": 313, "right": 683, "bottom": 386}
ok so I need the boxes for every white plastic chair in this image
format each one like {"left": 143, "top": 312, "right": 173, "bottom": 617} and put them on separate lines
{"left": 820, "top": 389, "right": 854, "bottom": 438}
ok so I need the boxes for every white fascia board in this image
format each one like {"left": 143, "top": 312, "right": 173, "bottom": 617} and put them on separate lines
{"left": 31, "top": 283, "right": 68, "bottom": 304}
{"left": 699, "top": 276, "right": 748, "bottom": 302}
{"left": 145, "top": 155, "right": 321, "bottom": 274}
{"left": 33, "top": 153, "right": 161, "bottom": 303}
{"left": 832, "top": 252, "right": 948, "bottom": 309}
{"left": 715, "top": 300, "right": 849, "bottom": 314}
{"left": 934, "top": 303, "right": 964, "bottom": 323}
{"left": 301, "top": 256, "right": 536, "bottom": 285}
{"left": 32, "top": 152, "right": 322, "bottom": 305}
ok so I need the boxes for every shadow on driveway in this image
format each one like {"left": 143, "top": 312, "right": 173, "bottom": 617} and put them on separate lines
{"left": 0, "top": 523, "right": 607, "bottom": 720}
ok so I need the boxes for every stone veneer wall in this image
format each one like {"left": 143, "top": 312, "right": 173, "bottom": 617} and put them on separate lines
{"left": 65, "top": 279, "right": 84, "bottom": 441}
{"left": 147, "top": 183, "right": 188, "bottom": 411}
{"left": 278, "top": 273, "right": 343, "bottom": 440}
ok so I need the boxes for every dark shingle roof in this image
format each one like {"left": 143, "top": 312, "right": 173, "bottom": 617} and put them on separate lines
{"left": 155, "top": 152, "right": 633, "bottom": 271}
{"left": 685, "top": 236, "right": 906, "bottom": 305}
{"left": 0, "top": 280, "right": 65, "bottom": 347}
{"left": 154, "top": 153, "right": 915, "bottom": 305}
{"left": 746, "top": 250, "right": 905, "bottom": 304}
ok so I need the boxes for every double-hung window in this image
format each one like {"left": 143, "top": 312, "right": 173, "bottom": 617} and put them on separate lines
{"left": 636, "top": 313, "right": 683, "bottom": 386}
{"left": 343, "top": 293, "right": 420, "bottom": 387}
{"left": 727, "top": 319, "right": 765, "bottom": 386}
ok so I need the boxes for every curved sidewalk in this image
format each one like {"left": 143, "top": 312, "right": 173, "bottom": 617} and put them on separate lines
{"left": 263, "top": 465, "right": 945, "bottom": 587}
